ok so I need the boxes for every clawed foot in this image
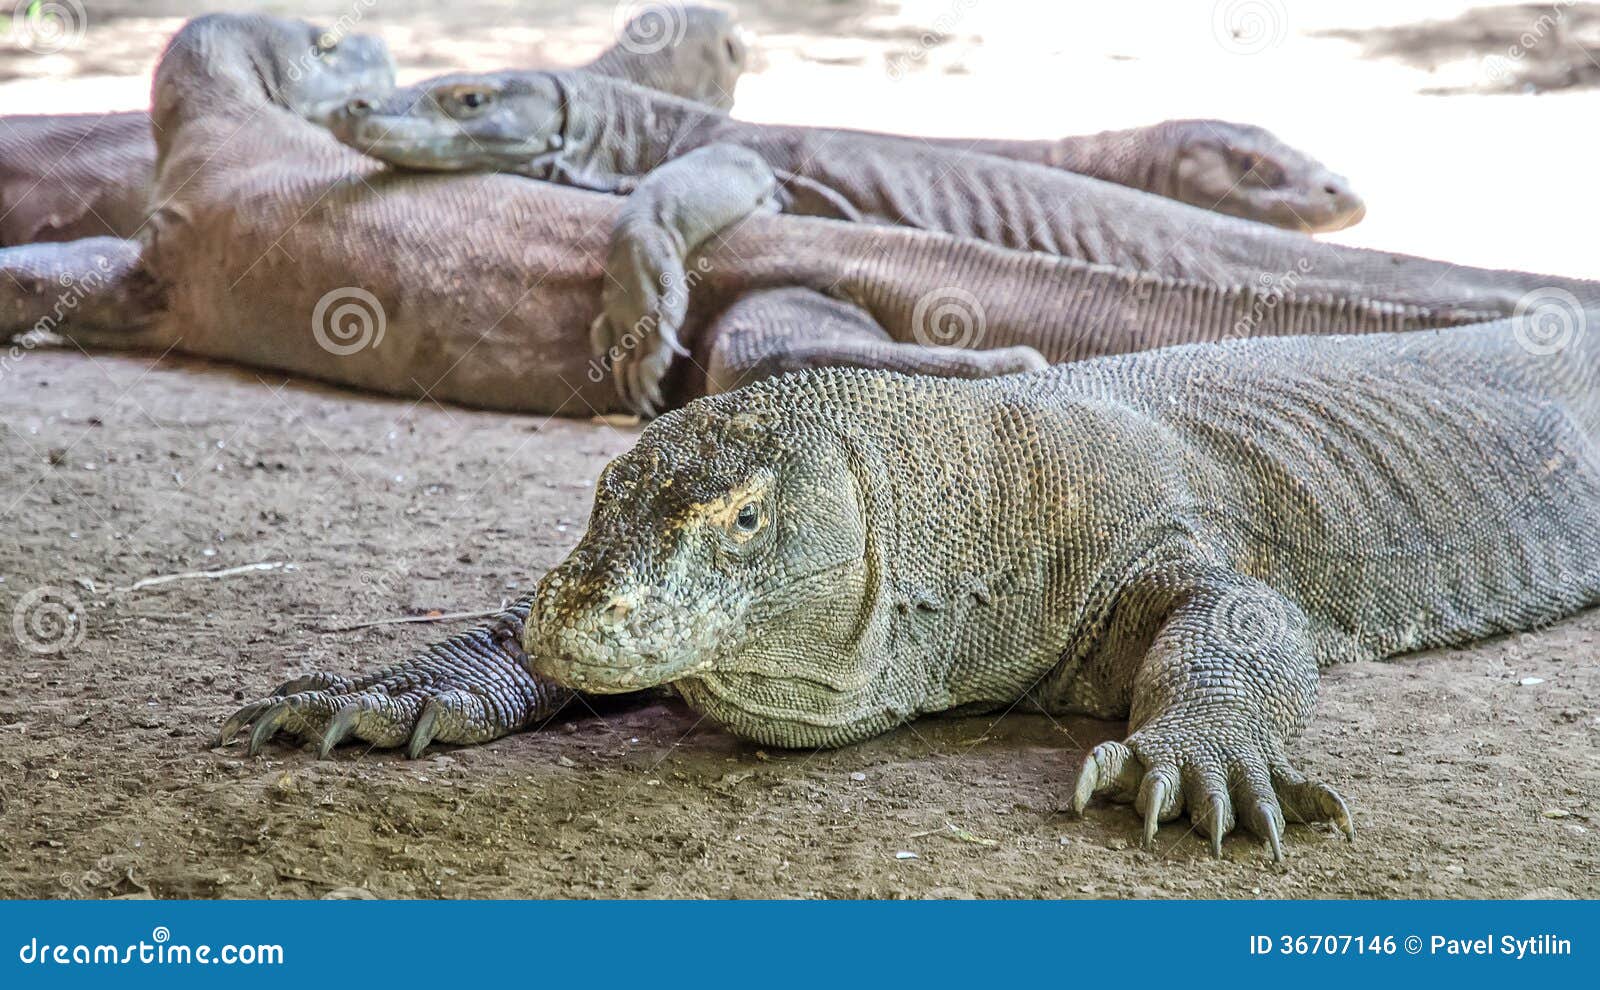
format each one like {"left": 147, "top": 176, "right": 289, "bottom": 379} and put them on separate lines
{"left": 589, "top": 220, "right": 695, "bottom": 417}
{"left": 1069, "top": 729, "right": 1354, "bottom": 862}
{"left": 590, "top": 309, "right": 685, "bottom": 418}
{"left": 213, "top": 603, "right": 575, "bottom": 759}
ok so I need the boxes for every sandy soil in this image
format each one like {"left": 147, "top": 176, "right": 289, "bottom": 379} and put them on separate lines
{"left": 2, "top": 349, "right": 1597, "bottom": 900}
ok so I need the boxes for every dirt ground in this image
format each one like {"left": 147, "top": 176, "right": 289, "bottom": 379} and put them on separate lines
{"left": 2, "top": 348, "right": 1597, "bottom": 900}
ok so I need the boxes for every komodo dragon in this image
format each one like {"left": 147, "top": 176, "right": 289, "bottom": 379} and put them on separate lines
{"left": 335, "top": 76, "right": 1363, "bottom": 233}
{"left": 916, "top": 119, "right": 1366, "bottom": 232}
{"left": 2, "top": 14, "right": 1542, "bottom": 420}
{"left": 328, "top": 68, "right": 1597, "bottom": 412}
{"left": 0, "top": 4, "right": 749, "bottom": 247}
{"left": 217, "top": 315, "right": 1600, "bottom": 860}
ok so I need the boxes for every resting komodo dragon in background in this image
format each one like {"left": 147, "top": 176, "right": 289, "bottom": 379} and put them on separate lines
{"left": 328, "top": 67, "right": 1594, "bottom": 412}
{"left": 220, "top": 316, "right": 1600, "bottom": 860}
{"left": 336, "top": 74, "right": 1365, "bottom": 233}
{"left": 0, "top": 4, "right": 750, "bottom": 247}
{"left": 916, "top": 119, "right": 1366, "bottom": 233}
{"left": 3, "top": 14, "right": 1556, "bottom": 419}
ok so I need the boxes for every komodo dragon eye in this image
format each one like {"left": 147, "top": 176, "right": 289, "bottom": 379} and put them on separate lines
{"left": 458, "top": 90, "right": 494, "bottom": 110}
{"left": 315, "top": 33, "right": 339, "bottom": 55}
{"left": 734, "top": 502, "right": 761, "bottom": 534}
{"left": 1234, "top": 151, "right": 1286, "bottom": 189}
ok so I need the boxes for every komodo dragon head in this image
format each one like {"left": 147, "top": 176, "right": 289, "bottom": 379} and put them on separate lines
{"left": 589, "top": 3, "right": 751, "bottom": 110}
{"left": 326, "top": 4, "right": 746, "bottom": 174}
{"left": 527, "top": 385, "right": 921, "bottom": 749}
{"left": 329, "top": 70, "right": 571, "bottom": 175}
{"left": 151, "top": 12, "right": 395, "bottom": 131}
{"left": 1159, "top": 119, "right": 1365, "bottom": 232}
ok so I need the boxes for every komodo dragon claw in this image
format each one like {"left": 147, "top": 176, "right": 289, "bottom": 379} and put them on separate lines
{"left": 213, "top": 597, "right": 576, "bottom": 758}
{"left": 1070, "top": 734, "right": 1355, "bottom": 861}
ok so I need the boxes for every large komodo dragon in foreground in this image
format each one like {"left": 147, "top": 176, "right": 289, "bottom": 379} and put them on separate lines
{"left": 221, "top": 317, "right": 1600, "bottom": 860}
{"left": 0, "top": 4, "right": 751, "bottom": 247}
{"left": 329, "top": 67, "right": 1594, "bottom": 412}
{"left": 1, "top": 11, "right": 1591, "bottom": 419}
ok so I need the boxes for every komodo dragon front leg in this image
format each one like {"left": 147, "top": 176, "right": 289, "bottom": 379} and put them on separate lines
{"left": 216, "top": 593, "right": 658, "bottom": 757}
{"left": 589, "top": 144, "right": 781, "bottom": 414}
{"left": 1065, "top": 564, "right": 1354, "bottom": 857}
{"left": 590, "top": 143, "right": 1047, "bottom": 413}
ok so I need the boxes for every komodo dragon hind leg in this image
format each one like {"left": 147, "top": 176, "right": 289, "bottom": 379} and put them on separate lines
{"left": 215, "top": 594, "right": 653, "bottom": 758}
{"left": 702, "top": 287, "right": 1046, "bottom": 394}
{"left": 1068, "top": 564, "right": 1355, "bottom": 861}
{"left": 0, "top": 236, "right": 159, "bottom": 347}
{"left": 590, "top": 143, "right": 781, "bottom": 416}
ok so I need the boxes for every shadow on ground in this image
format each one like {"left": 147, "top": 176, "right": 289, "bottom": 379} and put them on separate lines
{"left": 1316, "top": 3, "right": 1600, "bottom": 93}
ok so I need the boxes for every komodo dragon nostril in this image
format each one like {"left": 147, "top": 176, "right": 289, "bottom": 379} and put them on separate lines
{"left": 345, "top": 97, "right": 373, "bottom": 116}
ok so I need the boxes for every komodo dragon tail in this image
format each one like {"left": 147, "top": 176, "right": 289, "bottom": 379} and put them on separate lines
{"left": 0, "top": 236, "right": 161, "bottom": 350}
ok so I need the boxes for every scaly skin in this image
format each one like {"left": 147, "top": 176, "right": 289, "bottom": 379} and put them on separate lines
{"left": 328, "top": 68, "right": 1549, "bottom": 303}
{"left": 0, "top": 112, "right": 155, "bottom": 245}
{"left": 0, "top": 21, "right": 393, "bottom": 247}
{"left": 328, "top": 69, "right": 1595, "bottom": 411}
{"left": 0, "top": 16, "right": 1516, "bottom": 418}
{"left": 0, "top": 4, "right": 746, "bottom": 247}
{"left": 920, "top": 119, "right": 1366, "bottom": 232}
{"left": 222, "top": 316, "right": 1600, "bottom": 859}
{"left": 334, "top": 76, "right": 1360, "bottom": 232}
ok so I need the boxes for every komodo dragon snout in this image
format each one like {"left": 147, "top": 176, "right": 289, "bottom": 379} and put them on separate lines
{"left": 527, "top": 404, "right": 886, "bottom": 743}
{"left": 332, "top": 71, "right": 567, "bottom": 174}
